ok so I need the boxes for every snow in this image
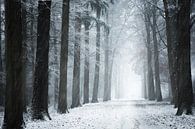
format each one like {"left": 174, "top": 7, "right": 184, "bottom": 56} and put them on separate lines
{"left": 25, "top": 100, "right": 195, "bottom": 129}
{"left": 1, "top": 100, "right": 195, "bottom": 129}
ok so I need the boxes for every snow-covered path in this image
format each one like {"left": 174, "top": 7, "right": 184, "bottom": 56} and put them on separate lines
{"left": 24, "top": 100, "right": 195, "bottom": 129}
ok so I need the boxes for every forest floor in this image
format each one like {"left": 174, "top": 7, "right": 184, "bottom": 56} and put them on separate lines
{"left": 1, "top": 100, "right": 195, "bottom": 129}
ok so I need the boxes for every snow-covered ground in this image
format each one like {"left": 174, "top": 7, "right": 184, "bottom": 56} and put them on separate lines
{"left": 1, "top": 100, "right": 195, "bottom": 129}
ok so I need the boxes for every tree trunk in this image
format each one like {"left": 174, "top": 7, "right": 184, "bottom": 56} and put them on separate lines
{"left": 58, "top": 0, "right": 69, "bottom": 113}
{"left": 103, "top": 13, "right": 111, "bottom": 101}
{"left": 28, "top": 0, "right": 35, "bottom": 107}
{"left": 151, "top": 0, "right": 162, "bottom": 101}
{"left": 2, "top": 0, "right": 24, "bottom": 128}
{"left": 32, "top": 1, "right": 51, "bottom": 120}
{"left": 22, "top": 0, "right": 27, "bottom": 112}
{"left": 0, "top": 0, "right": 4, "bottom": 107}
{"left": 52, "top": 12, "right": 59, "bottom": 108}
{"left": 145, "top": 13, "right": 155, "bottom": 101}
{"left": 83, "top": 11, "right": 90, "bottom": 104}
{"left": 163, "top": 0, "right": 178, "bottom": 107}
{"left": 92, "top": 7, "right": 101, "bottom": 103}
{"left": 176, "top": 0, "right": 193, "bottom": 116}
{"left": 143, "top": 62, "right": 148, "bottom": 99}
{"left": 71, "top": 1, "right": 81, "bottom": 108}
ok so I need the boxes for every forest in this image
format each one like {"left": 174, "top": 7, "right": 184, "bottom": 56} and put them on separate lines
{"left": 0, "top": 0, "right": 195, "bottom": 129}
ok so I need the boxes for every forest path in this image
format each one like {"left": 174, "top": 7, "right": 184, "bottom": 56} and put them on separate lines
{"left": 25, "top": 100, "right": 195, "bottom": 129}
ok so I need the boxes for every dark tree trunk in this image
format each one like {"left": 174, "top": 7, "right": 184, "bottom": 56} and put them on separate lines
{"left": 22, "top": 0, "right": 27, "bottom": 112}
{"left": 2, "top": 0, "right": 24, "bottom": 128}
{"left": 163, "top": 0, "right": 178, "bottom": 107}
{"left": 151, "top": 0, "right": 162, "bottom": 102}
{"left": 71, "top": 1, "right": 81, "bottom": 108}
{"left": 176, "top": 0, "right": 193, "bottom": 116}
{"left": 0, "top": 0, "right": 4, "bottom": 107}
{"left": 92, "top": 7, "right": 101, "bottom": 103}
{"left": 103, "top": 13, "right": 111, "bottom": 101}
{"left": 58, "top": 0, "right": 69, "bottom": 113}
{"left": 83, "top": 11, "right": 90, "bottom": 104}
{"left": 145, "top": 13, "right": 155, "bottom": 101}
{"left": 32, "top": 1, "right": 51, "bottom": 120}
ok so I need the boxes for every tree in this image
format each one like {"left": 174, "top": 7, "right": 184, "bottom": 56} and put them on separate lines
{"left": 85, "top": 0, "right": 109, "bottom": 103}
{"left": 0, "top": 0, "right": 4, "bottom": 107}
{"left": 58, "top": 0, "right": 70, "bottom": 113}
{"left": 2, "top": 0, "right": 24, "bottom": 128}
{"left": 103, "top": 12, "right": 111, "bottom": 101}
{"left": 144, "top": 4, "right": 155, "bottom": 100}
{"left": 52, "top": 9, "right": 59, "bottom": 109}
{"left": 92, "top": 1, "right": 101, "bottom": 103}
{"left": 21, "top": 0, "right": 28, "bottom": 112}
{"left": 151, "top": 0, "right": 162, "bottom": 101}
{"left": 83, "top": 10, "right": 90, "bottom": 104}
{"left": 71, "top": 0, "right": 81, "bottom": 108}
{"left": 32, "top": 0, "right": 51, "bottom": 120}
{"left": 176, "top": 0, "right": 193, "bottom": 116}
{"left": 163, "top": 0, "right": 178, "bottom": 107}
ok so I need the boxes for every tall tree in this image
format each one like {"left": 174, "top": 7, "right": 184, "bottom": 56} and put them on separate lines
{"left": 144, "top": 5, "right": 155, "bottom": 100}
{"left": 163, "top": 0, "right": 178, "bottom": 107}
{"left": 71, "top": 0, "right": 81, "bottom": 108}
{"left": 88, "top": 0, "right": 108, "bottom": 103}
{"left": 103, "top": 12, "right": 111, "bottom": 101}
{"left": 0, "top": 0, "right": 4, "bottom": 106}
{"left": 32, "top": 0, "right": 51, "bottom": 120}
{"left": 151, "top": 0, "right": 162, "bottom": 101}
{"left": 22, "top": 0, "right": 27, "bottom": 112}
{"left": 176, "top": 0, "right": 193, "bottom": 116}
{"left": 2, "top": 0, "right": 24, "bottom": 128}
{"left": 52, "top": 10, "right": 59, "bottom": 109}
{"left": 92, "top": 2, "right": 101, "bottom": 103}
{"left": 58, "top": 0, "right": 70, "bottom": 113}
{"left": 83, "top": 10, "right": 90, "bottom": 104}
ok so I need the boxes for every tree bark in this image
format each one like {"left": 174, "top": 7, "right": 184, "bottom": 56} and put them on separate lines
{"left": 58, "top": 0, "right": 69, "bottom": 113}
{"left": 22, "top": 0, "right": 27, "bottom": 112}
{"left": 143, "top": 62, "right": 148, "bottom": 99}
{"left": 176, "top": 0, "right": 193, "bottom": 116}
{"left": 92, "top": 7, "right": 101, "bottom": 103}
{"left": 103, "top": 13, "right": 111, "bottom": 101}
{"left": 144, "top": 12, "right": 155, "bottom": 101}
{"left": 163, "top": 0, "right": 179, "bottom": 107}
{"left": 32, "top": 1, "right": 51, "bottom": 120}
{"left": 83, "top": 11, "right": 90, "bottom": 104}
{"left": 2, "top": 0, "right": 24, "bottom": 128}
{"left": 151, "top": 0, "right": 162, "bottom": 101}
{"left": 0, "top": 0, "right": 4, "bottom": 107}
{"left": 71, "top": 0, "right": 81, "bottom": 108}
